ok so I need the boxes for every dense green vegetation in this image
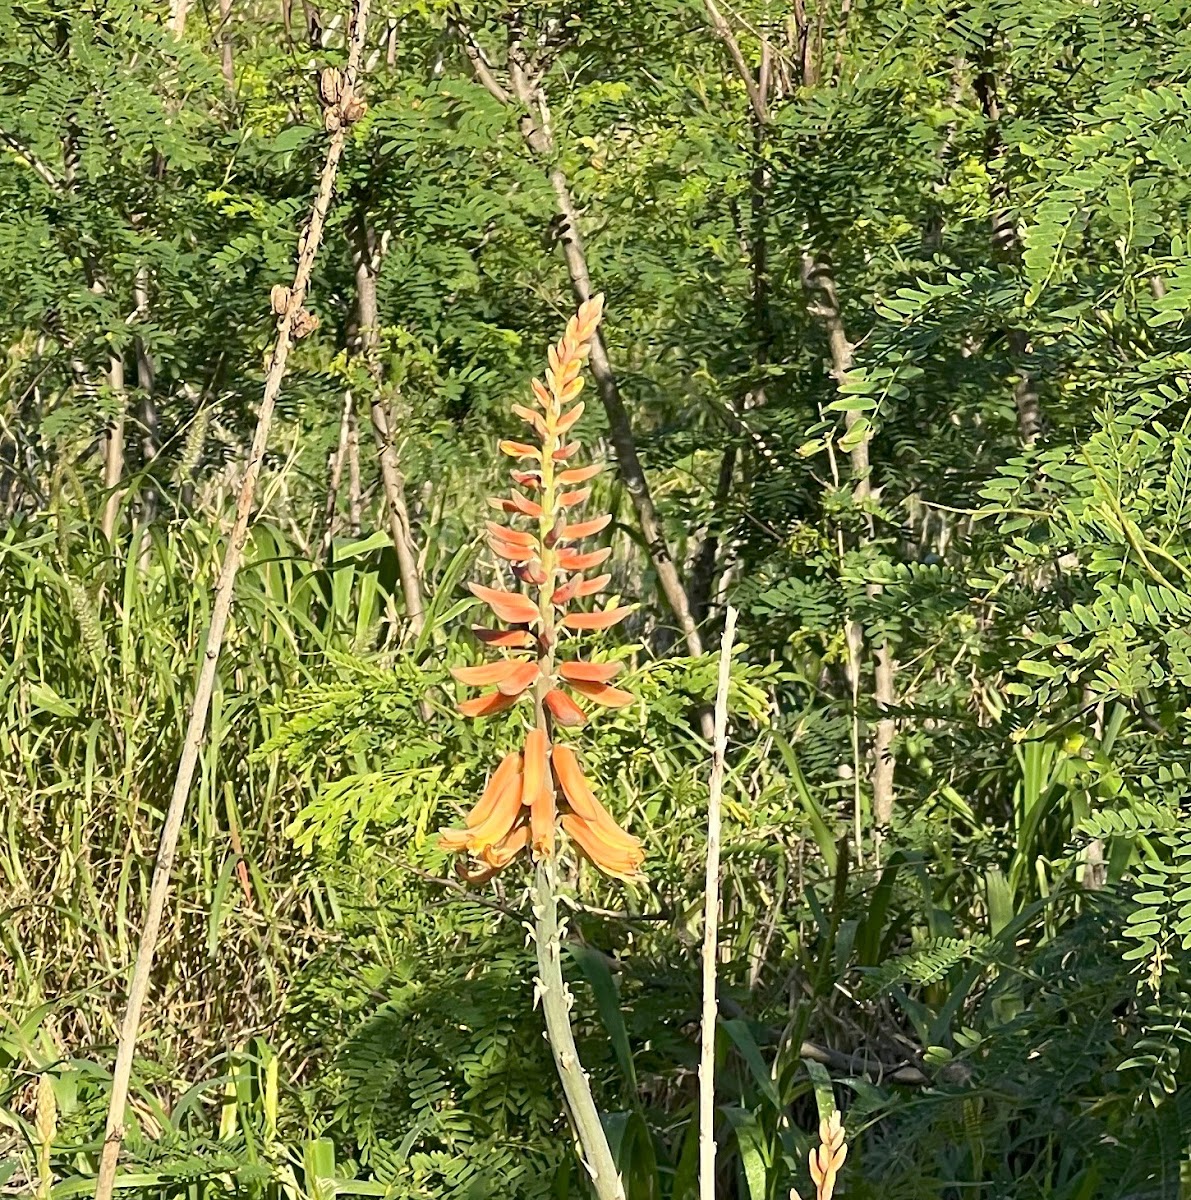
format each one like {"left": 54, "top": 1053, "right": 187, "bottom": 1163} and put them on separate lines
{"left": 4, "top": 0, "right": 1191, "bottom": 1195}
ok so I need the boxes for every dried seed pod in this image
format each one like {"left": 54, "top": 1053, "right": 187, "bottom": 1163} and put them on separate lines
{"left": 341, "top": 94, "right": 367, "bottom": 124}
{"left": 319, "top": 66, "right": 344, "bottom": 106}
{"left": 291, "top": 307, "right": 320, "bottom": 339}
{"left": 269, "top": 284, "right": 291, "bottom": 315}
{"left": 323, "top": 108, "right": 342, "bottom": 133}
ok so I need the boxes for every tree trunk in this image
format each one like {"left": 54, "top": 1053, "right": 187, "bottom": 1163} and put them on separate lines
{"left": 802, "top": 255, "right": 897, "bottom": 842}
{"left": 218, "top": 0, "right": 235, "bottom": 89}
{"left": 100, "top": 355, "right": 127, "bottom": 542}
{"left": 319, "top": 389, "right": 354, "bottom": 558}
{"left": 351, "top": 213, "right": 426, "bottom": 635}
{"left": 974, "top": 64, "right": 1042, "bottom": 446}
{"left": 347, "top": 404, "right": 362, "bottom": 535}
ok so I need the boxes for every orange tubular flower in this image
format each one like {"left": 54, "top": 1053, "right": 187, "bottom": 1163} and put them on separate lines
{"left": 439, "top": 295, "right": 644, "bottom": 880}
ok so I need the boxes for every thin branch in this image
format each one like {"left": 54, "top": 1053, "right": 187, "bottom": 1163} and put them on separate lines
{"left": 701, "top": 0, "right": 769, "bottom": 123}
{"left": 699, "top": 607, "right": 737, "bottom": 1200}
{"left": 451, "top": 18, "right": 510, "bottom": 103}
{"left": 0, "top": 130, "right": 63, "bottom": 192}
{"left": 91, "top": 2, "right": 371, "bottom": 1195}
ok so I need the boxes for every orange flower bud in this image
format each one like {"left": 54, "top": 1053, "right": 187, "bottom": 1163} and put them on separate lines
{"left": 550, "top": 744, "right": 600, "bottom": 821}
{"left": 530, "top": 778, "right": 556, "bottom": 859}
{"left": 496, "top": 660, "right": 539, "bottom": 696}
{"left": 552, "top": 572, "right": 612, "bottom": 606}
{"left": 559, "top": 660, "right": 622, "bottom": 683}
{"left": 566, "top": 680, "right": 635, "bottom": 708}
{"left": 486, "top": 522, "right": 536, "bottom": 547}
{"left": 556, "top": 402, "right": 585, "bottom": 434}
{"left": 557, "top": 463, "right": 602, "bottom": 486}
{"left": 544, "top": 688, "right": 587, "bottom": 727}
{"left": 490, "top": 539, "right": 537, "bottom": 563}
{"left": 498, "top": 439, "right": 539, "bottom": 459}
{"left": 438, "top": 827, "right": 471, "bottom": 852}
{"left": 559, "top": 487, "right": 592, "bottom": 509}
{"left": 466, "top": 752, "right": 524, "bottom": 828}
{"left": 522, "top": 728, "right": 549, "bottom": 812}
{"left": 512, "top": 403, "right": 548, "bottom": 435}
{"left": 558, "top": 514, "right": 612, "bottom": 541}
{"left": 468, "top": 583, "right": 539, "bottom": 625}
{"left": 562, "top": 606, "right": 632, "bottom": 631}
{"left": 472, "top": 627, "right": 536, "bottom": 648}
{"left": 508, "top": 490, "right": 544, "bottom": 518}
{"left": 561, "top": 813, "right": 644, "bottom": 877}
{"left": 481, "top": 822, "right": 530, "bottom": 868}
{"left": 468, "top": 777, "right": 528, "bottom": 852}
{"left": 451, "top": 659, "right": 529, "bottom": 687}
{"left": 572, "top": 573, "right": 612, "bottom": 598}
{"left": 457, "top": 691, "right": 519, "bottom": 719}
{"left": 557, "top": 547, "right": 611, "bottom": 572}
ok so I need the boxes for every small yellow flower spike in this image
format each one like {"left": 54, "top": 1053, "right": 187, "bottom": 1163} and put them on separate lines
{"left": 793, "top": 1110, "right": 847, "bottom": 1200}
{"left": 439, "top": 297, "right": 644, "bottom": 880}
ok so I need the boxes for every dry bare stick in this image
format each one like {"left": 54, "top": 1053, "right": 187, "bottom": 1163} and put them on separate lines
{"left": 699, "top": 605, "right": 738, "bottom": 1200}
{"left": 454, "top": 20, "right": 705, "bottom": 663}
{"left": 351, "top": 212, "right": 426, "bottom": 633}
{"left": 169, "top": 0, "right": 190, "bottom": 37}
{"left": 91, "top": 3, "right": 371, "bottom": 1194}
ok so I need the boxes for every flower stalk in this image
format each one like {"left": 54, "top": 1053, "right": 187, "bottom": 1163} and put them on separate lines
{"left": 534, "top": 860, "right": 626, "bottom": 1200}
{"left": 440, "top": 297, "right": 646, "bottom": 1197}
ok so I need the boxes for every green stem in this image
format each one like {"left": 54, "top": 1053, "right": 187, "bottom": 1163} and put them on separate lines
{"left": 533, "top": 860, "right": 625, "bottom": 1200}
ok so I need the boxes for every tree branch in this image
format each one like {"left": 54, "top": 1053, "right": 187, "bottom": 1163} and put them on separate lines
{"left": 450, "top": 17, "right": 510, "bottom": 104}
{"left": 701, "top": 0, "right": 769, "bottom": 123}
{"left": 0, "top": 131, "right": 63, "bottom": 192}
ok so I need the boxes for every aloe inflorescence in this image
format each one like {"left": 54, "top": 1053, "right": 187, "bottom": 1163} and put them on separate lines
{"left": 439, "top": 296, "right": 645, "bottom": 882}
